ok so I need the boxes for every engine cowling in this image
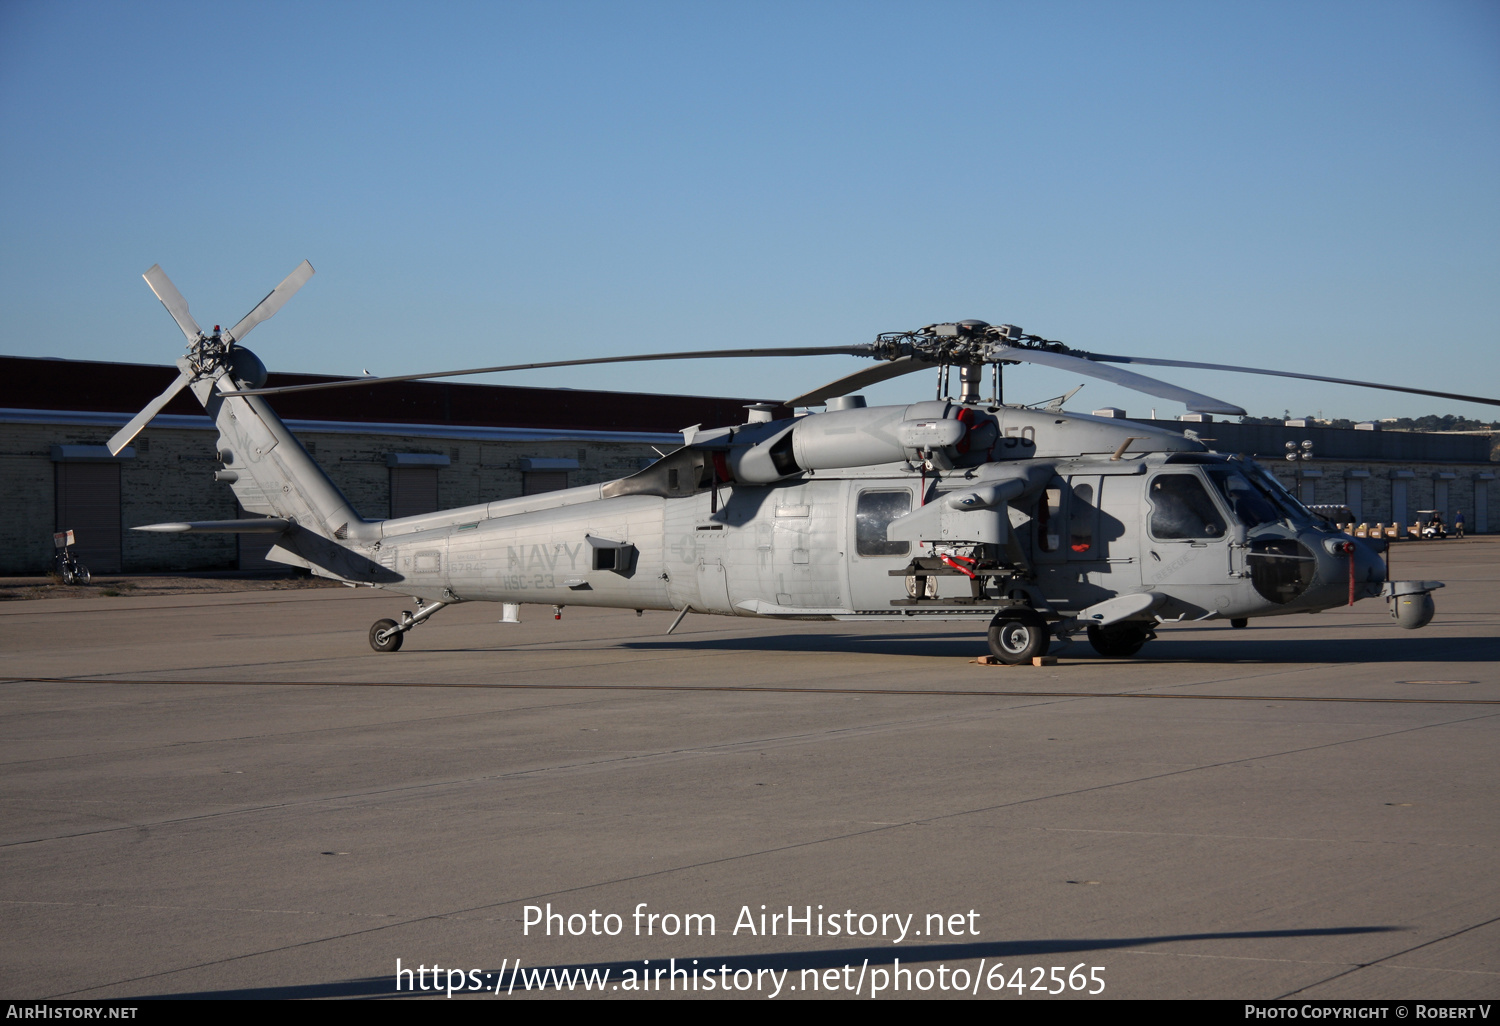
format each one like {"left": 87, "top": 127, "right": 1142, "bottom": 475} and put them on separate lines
{"left": 729, "top": 401, "right": 983, "bottom": 483}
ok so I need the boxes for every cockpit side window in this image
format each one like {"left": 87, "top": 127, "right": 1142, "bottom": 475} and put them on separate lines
{"left": 1149, "top": 473, "right": 1226, "bottom": 540}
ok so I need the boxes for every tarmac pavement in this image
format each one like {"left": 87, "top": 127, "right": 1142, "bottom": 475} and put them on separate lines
{"left": 1, "top": 539, "right": 1496, "bottom": 1000}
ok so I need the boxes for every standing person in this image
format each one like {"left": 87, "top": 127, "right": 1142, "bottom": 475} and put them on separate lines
{"left": 1455, "top": 510, "right": 1465, "bottom": 538}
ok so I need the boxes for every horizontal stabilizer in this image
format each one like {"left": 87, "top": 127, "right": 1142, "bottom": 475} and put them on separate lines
{"left": 133, "top": 519, "right": 292, "bottom": 534}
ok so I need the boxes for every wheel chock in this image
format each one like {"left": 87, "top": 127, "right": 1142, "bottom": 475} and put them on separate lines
{"left": 971, "top": 655, "right": 1059, "bottom": 667}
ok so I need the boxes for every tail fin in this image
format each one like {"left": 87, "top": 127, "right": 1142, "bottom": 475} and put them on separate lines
{"left": 193, "top": 368, "right": 360, "bottom": 537}
{"left": 187, "top": 365, "right": 391, "bottom": 581}
{"left": 121, "top": 261, "right": 393, "bottom": 583}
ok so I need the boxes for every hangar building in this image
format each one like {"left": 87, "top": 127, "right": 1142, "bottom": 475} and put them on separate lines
{"left": 2, "top": 355, "right": 769, "bottom": 574}
{"left": 2, "top": 356, "right": 1493, "bottom": 575}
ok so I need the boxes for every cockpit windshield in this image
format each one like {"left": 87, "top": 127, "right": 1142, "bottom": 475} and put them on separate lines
{"left": 1242, "top": 462, "right": 1317, "bottom": 521}
{"left": 1205, "top": 463, "right": 1314, "bottom": 528}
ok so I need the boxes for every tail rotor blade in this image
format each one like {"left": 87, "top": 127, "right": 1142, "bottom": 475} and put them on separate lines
{"left": 143, "top": 265, "right": 203, "bottom": 342}
{"left": 227, "top": 260, "right": 315, "bottom": 343}
{"left": 107, "top": 368, "right": 192, "bottom": 455}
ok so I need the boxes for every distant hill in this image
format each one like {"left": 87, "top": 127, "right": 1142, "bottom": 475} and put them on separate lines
{"left": 1239, "top": 414, "right": 1499, "bottom": 432}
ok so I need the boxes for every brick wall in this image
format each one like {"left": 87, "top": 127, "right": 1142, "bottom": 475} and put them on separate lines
{"left": 1267, "top": 459, "right": 1493, "bottom": 530}
{"left": 5, "top": 421, "right": 1493, "bottom": 574}
{"left": 1, "top": 421, "right": 665, "bottom": 574}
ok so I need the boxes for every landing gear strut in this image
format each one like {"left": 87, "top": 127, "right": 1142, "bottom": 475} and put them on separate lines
{"left": 369, "top": 599, "right": 449, "bottom": 653}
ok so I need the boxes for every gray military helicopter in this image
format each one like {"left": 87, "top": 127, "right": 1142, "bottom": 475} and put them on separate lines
{"left": 112, "top": 262, "right": 1498, "bottom": 661}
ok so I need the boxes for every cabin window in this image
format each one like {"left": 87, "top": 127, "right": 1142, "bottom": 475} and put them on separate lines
{"left": 1068, "top": 483, "right": 1095, "bottom": 556}
{"left": 856, "top": 490, "right": 911, "bottom": 556}
{"left": 1037, "top": 486, "right": 1063, "bottom": 552}
{"left": 1148, "top": 474, "right": 1226, "bottom": 540}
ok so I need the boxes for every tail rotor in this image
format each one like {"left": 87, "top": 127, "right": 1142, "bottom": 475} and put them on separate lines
{"left": 107, "top": 261, "right": 315, "bottom": 455}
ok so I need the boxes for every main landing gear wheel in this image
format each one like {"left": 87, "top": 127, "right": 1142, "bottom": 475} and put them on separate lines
{"left": 1086, "top": 621, "right": 1155, "bottom": 658}
{"left": 987, "top": 610, "right": 1050, "bottom": 664}
{"left": 369, "top": 618, "right": 404, "bottom": 653}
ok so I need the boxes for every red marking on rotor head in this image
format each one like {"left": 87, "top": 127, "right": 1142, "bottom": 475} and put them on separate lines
{"left": 954, "top": 407, "right": 976, "bottom": 454}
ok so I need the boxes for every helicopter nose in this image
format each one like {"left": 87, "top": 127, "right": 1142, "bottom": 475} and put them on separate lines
{"left": 1353, "top": 538, "right": 1386, "bottom": 596}
{"left": 1320, "top": 535, "right": 1386, "bottom": 600}
{"left": 1308, "top": 534, "right": 1386, "bottom": 606}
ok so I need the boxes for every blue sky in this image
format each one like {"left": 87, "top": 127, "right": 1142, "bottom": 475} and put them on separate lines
{"left": 2, "top": 0, "right": 1497, "bottom": 422}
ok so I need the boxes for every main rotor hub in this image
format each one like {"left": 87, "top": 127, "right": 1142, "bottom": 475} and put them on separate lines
{"left": 870, "top": 321, "right": 1071, "bottom": 365}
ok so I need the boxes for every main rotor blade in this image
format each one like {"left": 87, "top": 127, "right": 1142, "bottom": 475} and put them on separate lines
{"left": 998, "top": 346, "right": 1246, "bottom": 416}
{"left": 224, "top": 346, "right": 872, "bottom": 397}
{"left": 785, "top": 355, "right": 929, "bottom": 407}
{"left": 227, "top": 260, "right": 315, "bottom": 343}
{"left": 1081, "top": 352, "right": 1500, "bottom": 409}
{"left": 106, "top": 368, "right": 192, "bottom": 455}
{"left": 142, "top": 265, "right": 202, "bottom": 342}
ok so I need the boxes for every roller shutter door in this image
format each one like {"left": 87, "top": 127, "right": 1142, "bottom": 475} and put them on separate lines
{"left": 236, "top": 503, "right": 280, "bottom": 571}
{"left": 55, "top": 463, "right": 121, "bottom": 574}
{"left": 522, "top": 470, "right": 569, "bottom": 495}
{"left": 390, "top": 467, "right": 440, "bottom": 518}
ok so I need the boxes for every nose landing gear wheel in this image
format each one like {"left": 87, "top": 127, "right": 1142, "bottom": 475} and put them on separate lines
{"left": 369, "top": 618, "right": 404, "bottom": 653}
{"left": 987, "top": 610, "right": 1050, "bottom": 664}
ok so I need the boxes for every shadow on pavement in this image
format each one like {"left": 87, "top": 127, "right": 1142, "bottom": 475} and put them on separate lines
{"left": 620, "top": 632, "right": 1499, "bottom": 664}
{"left": 134, "top": 925, "right": 1400, "bottom": 998}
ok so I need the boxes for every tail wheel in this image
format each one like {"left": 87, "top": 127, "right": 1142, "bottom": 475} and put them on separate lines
{"left": 987, "top": 610, "right": 1050, "bottom": 664}
{"left": 369, "top": 618, "right": 404, "bottom": 653}
{"left": 1086, "top": 622, "right": 1155, "bottom": 658}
